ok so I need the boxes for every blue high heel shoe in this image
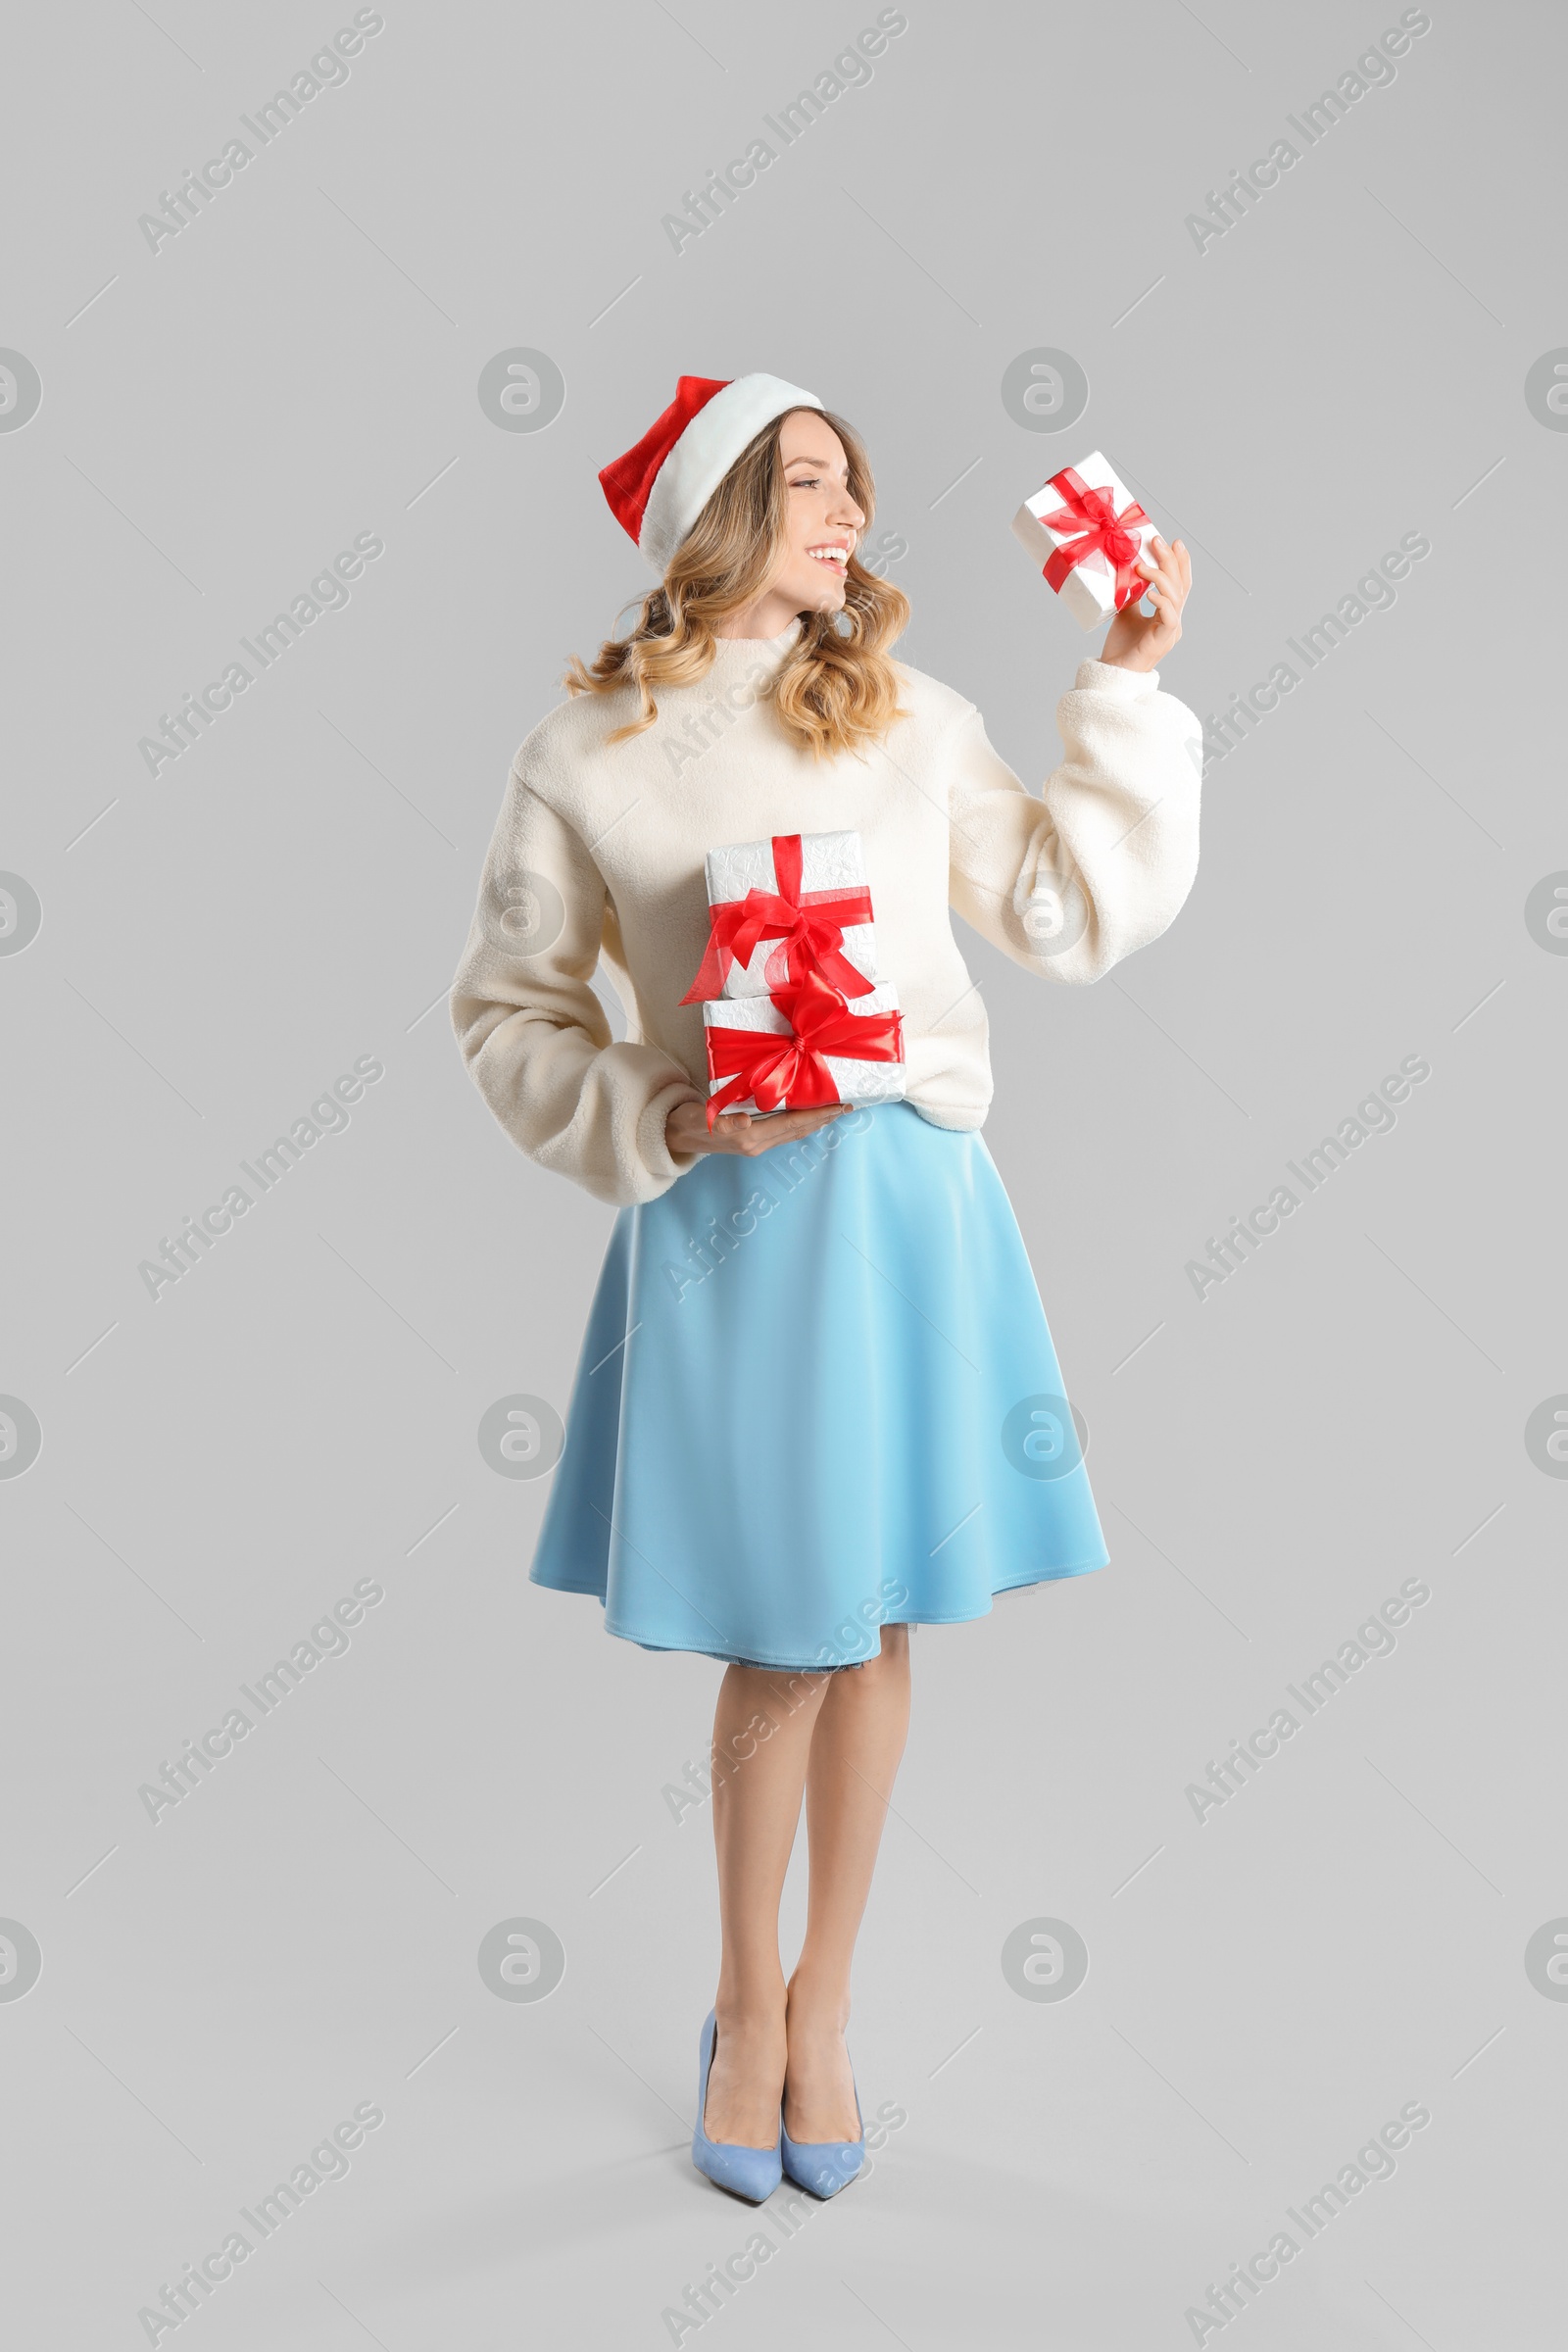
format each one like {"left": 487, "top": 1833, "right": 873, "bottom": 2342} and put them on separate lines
{"left": 691, "top": 2010, "right": 783, "bottom": 2202}
{"left": 780, "top": 2054, "right": 865, "bottom": 2199}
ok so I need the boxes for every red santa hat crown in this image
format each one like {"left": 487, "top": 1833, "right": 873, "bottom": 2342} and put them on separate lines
{"left": 599, "top": 372, "right": 823, "bottom": 577}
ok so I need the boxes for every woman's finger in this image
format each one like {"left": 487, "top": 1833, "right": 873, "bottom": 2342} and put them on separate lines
{"left": 709, "top": 1103, "right": 852, "bottom": 1152}
{"left": 1143, "top": 553, "right": 1185, "bottom": 612}
{"left": 1140, "top": 535, "right": 1191, "bottom": 605}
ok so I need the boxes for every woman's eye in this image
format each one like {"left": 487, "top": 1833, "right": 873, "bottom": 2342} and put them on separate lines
{"left": 791, "top": 476, "right": 820, "bottom": 490}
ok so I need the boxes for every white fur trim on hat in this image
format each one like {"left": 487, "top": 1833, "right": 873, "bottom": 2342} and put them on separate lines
{"left": 639, "top": 373, "right": 823, "bottom": 575}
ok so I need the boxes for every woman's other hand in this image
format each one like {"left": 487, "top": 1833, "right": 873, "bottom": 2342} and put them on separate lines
{"left": 666, "top": 1099, "right": 854, "bottom": 1157}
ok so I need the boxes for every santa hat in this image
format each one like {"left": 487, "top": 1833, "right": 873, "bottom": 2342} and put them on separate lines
{"left": 599, "top": 372, "right": 823, "bottom": 576}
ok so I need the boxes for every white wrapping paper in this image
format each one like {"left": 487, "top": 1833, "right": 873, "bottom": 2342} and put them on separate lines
{"left": 703, "top": 829, "right": 878, "bottom": 999}
{"left": 1009, "top": 449, "right": 1156, "bottom": 630}
{"left": 703, "top": 982, "right": 906, "bottom": 1115}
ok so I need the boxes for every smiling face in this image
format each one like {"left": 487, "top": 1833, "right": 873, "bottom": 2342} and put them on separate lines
{"left": 770, "top": 409, "right": 867, "bottom": 617}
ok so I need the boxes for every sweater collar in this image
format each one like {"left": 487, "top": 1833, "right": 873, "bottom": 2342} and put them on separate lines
{"left": 702, "top": 616, "right": 803, "bottom": 682}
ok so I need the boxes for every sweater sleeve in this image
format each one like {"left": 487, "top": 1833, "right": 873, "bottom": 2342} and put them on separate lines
{"left": 946, "top": 657, "right": 1202, "bottom": 983}
{"left": 449, "top": 762, "right": 707, "bottom": 1206}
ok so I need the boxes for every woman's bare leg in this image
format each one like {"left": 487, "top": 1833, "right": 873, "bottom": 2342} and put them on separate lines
{"left": 784, "top": 1624, "right": 912, "bottom": 2142}
{"left": 703, "top": 1663, "right": 831, "bottom": 2146}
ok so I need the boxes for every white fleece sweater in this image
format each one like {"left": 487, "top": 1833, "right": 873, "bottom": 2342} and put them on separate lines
{"left": 450, "top": 620, "right": 1201, "bottom": 1206}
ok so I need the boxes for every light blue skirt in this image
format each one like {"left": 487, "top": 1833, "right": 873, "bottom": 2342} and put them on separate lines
{"left": 530, "top": 1102, "right": 1108, "bottom": 1671}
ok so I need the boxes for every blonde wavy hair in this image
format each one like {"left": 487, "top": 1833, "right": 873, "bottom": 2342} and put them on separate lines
{"left": 564, "top": 407, "right": 909, "bottom": 761}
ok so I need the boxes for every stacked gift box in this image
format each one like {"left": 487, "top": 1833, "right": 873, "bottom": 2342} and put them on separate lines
{"left": 679, "top": 829, "right": 906, "bottom": 1123}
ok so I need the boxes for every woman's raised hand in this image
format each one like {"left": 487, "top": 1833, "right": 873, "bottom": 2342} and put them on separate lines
{"left": 1100, "top": 534, "right": 1192, "bottom": 671}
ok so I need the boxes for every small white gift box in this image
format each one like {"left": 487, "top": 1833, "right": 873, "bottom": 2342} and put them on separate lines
{"left": 702, "top": 980, "right": 906, "bottom": 1118}
{"left": 685, "top": 829, "right": 879, "bottom": 1002}
{"left": 1010, "top": 449, "right": 1156, "bottom": 629}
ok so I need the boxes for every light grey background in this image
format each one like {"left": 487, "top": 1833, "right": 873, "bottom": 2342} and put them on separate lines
{"left": 3, "top": 1, "right": 1565, "bottom": 2345}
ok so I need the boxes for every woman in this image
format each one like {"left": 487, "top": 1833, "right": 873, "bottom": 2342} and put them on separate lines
{"left": 450, "top": 372, "right": 1198, "bottom": 2202}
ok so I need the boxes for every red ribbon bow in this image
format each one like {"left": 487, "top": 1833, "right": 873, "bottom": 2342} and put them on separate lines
{"left": 1039, "top": 466, "right": 1151, "bottom": 613}
{"left": 680, "top": 832, "right": 875, "bottom": 1004}
{"left": 703, "top": 967, "right": 904, "bottom": 1128}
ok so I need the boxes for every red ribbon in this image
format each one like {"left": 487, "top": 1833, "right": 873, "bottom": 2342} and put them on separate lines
{"left": 703, "top": 968, "right": 905, "bottom": 1128}
{"left": 680, "top": 833, "right": 875, "bottom": 1004}
{"left": 1038, "top": 466, "right": 1151, "bottom": 613}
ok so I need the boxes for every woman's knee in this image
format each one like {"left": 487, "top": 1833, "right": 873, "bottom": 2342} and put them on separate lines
{"left": 846, "top": 1623, "right": 910, "bottom": 1686}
